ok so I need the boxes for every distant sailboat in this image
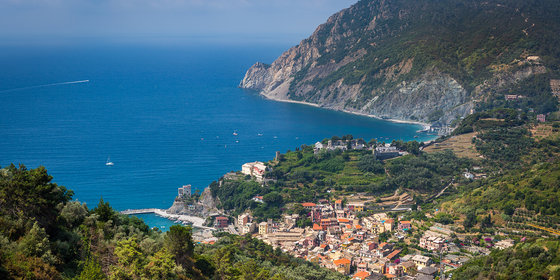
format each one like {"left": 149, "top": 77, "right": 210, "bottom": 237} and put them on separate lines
{"left": 106, "top": 157, "right": 114, "bottom": 166}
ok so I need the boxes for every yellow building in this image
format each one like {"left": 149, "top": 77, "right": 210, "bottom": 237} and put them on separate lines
{"left": 258, "top": 222, "right": 268, "bottom": 235}
{"left": 349, "top": 202, "right": 365, "bottom": 212}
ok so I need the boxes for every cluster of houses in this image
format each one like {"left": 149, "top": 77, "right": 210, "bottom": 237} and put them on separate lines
{"left": 228, "top": 200, "right": 483, "bottom": 279}
{"left": 313, "top": 140, "right": 407, "bottom": 161}
{"left": 205, "top": 193, "right": 519, "bottom": 279}
{"left": 313, "top": 139, "right": 369, "bottom": 153}
{"left": 203, "top": 137, "right": 529, "bottom": 278}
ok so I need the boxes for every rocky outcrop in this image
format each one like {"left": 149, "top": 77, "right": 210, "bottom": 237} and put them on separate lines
{"left": 240, "top": 0, "right": 558, "bottom": 125}
{"left": 166, "top": 186, "right": 220, "bottom": 217}
{"left": 199, "top": 187, "right": 219, "bottom": 216}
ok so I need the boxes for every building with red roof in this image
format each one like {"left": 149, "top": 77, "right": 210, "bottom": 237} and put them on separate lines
{"left": 352, "top": 271, "right": 370, "bottom": 280}
{"left": 301, "top": 202, "right": 316, "bottom": 209}
{"left": 335, "top": 199, "right": 343, "bottom": 210}
{"left": 333, "top": 258, "right": 351, "bottom": 274}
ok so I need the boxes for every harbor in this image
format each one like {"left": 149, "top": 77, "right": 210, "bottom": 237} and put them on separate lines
{"left": 120, "top": 208, "right": 214, "bottom": 230}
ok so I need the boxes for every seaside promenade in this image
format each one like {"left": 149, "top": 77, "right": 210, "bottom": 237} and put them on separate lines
{"left": 120, "top": 208, "right": 214, "bottom": 230}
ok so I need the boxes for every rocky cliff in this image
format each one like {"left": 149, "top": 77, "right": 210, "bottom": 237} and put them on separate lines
{"left": 167, "top": 187, "right": 220, "bottom": 216}
{"left": 240, "top": 0, "right": 560, "bottom": 125}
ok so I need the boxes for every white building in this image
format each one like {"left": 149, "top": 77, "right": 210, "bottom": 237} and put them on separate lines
{"left": 241, "top": 222, "right": 256, "bottom": 235}
{"left": 495, "top": 239, "right": 515, "bottom": 250}
{"left": 178, "top": 185, "right": 191, "bottom": 197}
{"left": 237, "top": 213, "right": 253, "bottom": 227}
{"left": 464, "top": 172, "right": 475, "bottom": 180}
{"left": 242, "top": 161, "right": 267, "bottom": 182}
{"left": 411, "top": 255, "right": 432, "bottom": 269}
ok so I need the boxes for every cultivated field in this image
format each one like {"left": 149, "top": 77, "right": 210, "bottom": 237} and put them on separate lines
{"left": 424, "top": 132, "right": 480, "bottom": 159}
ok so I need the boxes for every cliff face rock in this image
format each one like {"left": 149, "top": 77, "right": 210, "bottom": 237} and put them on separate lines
{"left": 240, "top": 0, "right": 560, "bottom": 125}
{"left": 199, "top": 187, "right": 219, "bottom": 215}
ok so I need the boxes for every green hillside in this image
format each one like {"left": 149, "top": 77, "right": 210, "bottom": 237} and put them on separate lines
{"left": 0, "top": 164, "right": 343, "bottom": 280}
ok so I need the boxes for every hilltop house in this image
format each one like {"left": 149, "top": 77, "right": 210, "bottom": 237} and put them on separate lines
{"left": 374, "top": 146, "right": 402, "bottom": 160}
{"left": 242, "top": 161, "right": 266, "bottom": 182}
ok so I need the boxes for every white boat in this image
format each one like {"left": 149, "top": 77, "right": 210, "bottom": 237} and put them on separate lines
{"left": 233, "top": 132, "right": 238, "bottom": 136}
{"left": 106, "top": 157, "right": 114, "bottom": 166}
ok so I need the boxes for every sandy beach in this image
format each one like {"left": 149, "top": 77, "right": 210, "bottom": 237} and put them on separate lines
{"left": 152, "top": 209, "right": 212, "bottom": 230}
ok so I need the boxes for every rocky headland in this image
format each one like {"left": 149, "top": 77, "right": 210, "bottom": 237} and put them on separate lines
{"left": 240, "top": 0, "right": 558, "bottom": 126}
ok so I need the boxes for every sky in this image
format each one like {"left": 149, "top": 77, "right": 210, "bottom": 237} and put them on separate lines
{"left": 0, "top": 0, "right": 357, "bottom": 45}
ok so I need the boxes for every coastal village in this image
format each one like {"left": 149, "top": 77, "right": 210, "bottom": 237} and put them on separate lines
{"left": 160, "top": 138, "right": 521, "bottom": 280}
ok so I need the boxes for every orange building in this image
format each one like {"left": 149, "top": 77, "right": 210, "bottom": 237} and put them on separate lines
{"left": 333, "top": 258, "right": 351, "bottom": 274}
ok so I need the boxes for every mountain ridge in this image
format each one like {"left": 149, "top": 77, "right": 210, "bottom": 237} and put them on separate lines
{"left": 240, "top": 0, "right": 560, "bottom": 125}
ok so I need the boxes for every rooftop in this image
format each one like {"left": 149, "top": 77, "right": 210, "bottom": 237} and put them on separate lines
{"left": 353, "top": 271, "right": 370, "bottom": 279}
{"left": 333, "top": 258, "right": 351, "bottom": 265}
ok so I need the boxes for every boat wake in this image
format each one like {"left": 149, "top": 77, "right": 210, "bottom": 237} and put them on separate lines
{"left": 0, "top": 80, "right": 90, "bottom": 93}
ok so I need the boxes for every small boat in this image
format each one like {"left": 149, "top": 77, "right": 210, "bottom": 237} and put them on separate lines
{"left": 257, "top": 133, "right": 263, "bottom": 136}
{"left": 106, "top": 157, "right": 114, "bottom": 166}
{"left": 233, "top": 132, "right": 238, "bottom": 136}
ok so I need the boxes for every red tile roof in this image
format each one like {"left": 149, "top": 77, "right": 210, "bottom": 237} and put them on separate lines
{"left": 313, "top": 223, "right": 323, "bottom": 231}
{"left": 386, "top": 249, "right": 401, "bottom": 260}
{"left": 302, "top": 202, "right": 316, "bottom": 207}
{"left": 353, "top": 271, "right": 370, "bottom": 279}
{"left": 333, "top": 258, "right": 351, "bottom": 266}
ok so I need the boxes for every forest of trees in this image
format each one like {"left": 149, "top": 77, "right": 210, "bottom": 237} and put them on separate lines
{"left": 0, "top": 164, "right": 344, "bottom": 280}
{"left": 453, "top": 239, "right": 560, "bottom": 279}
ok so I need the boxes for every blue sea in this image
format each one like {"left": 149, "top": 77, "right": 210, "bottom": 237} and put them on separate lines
{"left": 0, "top": 43, "right": 433, "bottom": 229}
